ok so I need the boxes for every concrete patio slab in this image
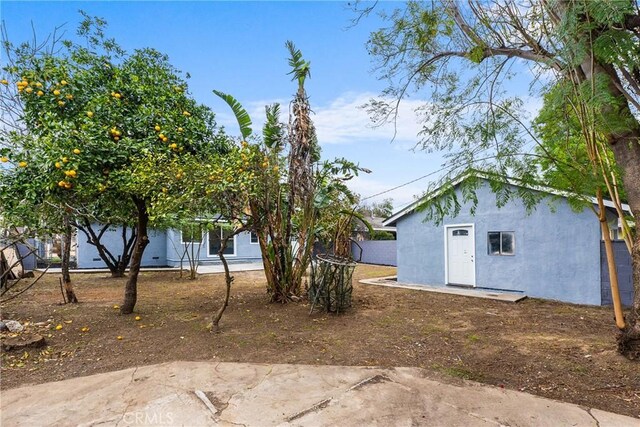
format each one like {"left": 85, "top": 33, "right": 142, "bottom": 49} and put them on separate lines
{"left": 360, "top": 276, "right": 527, "bottom": 302}
{"left": 1, "top": 361, "right": 635, "bottom": 426}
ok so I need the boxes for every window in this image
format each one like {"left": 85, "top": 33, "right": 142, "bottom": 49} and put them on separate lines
{"left": 452, "top": 229, "right": 469, "bottom": 236}
{"left": 181, "top": 225, "right": 202, "bottom": 244}
{"left": 208, "top": 226, "right": 235, "bottom": 255}
{"left": 488, "top": 231, "right": 514, "bottom": 256}
{"left": 250, "top": 232, "right": 259, "bottom": 244}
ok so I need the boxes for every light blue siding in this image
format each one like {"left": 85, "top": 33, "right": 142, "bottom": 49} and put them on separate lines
{"left": 396, "top": 181, "right": 602, "bottom": 305}
{"left": 76, "top": 227, "right": 167, "bottom": 268}
{"left": 76, "top": 224, "right": 262, "bottom": 269}
{"left": 165, "top": 229, "right": 262, "bottom": 267}
{"left": 352, "top": 241, "right": 397, "bottom": 266}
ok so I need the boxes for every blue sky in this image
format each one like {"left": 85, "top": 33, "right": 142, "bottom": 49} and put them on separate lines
{"left": 1, "top": 1, "right": 466, "bottom": 208}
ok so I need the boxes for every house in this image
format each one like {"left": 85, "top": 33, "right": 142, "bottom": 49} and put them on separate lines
{"left": 76, "top": 224, "right": 262, "bottom": 269}
{"left": 351, "top": 215, "right": 397, "bottom": 266}
{"left": 353, "top": 215, "right": 397, "bottom": 241}
{"left": 383, "top": 174, "right": 634, "bottom": 306}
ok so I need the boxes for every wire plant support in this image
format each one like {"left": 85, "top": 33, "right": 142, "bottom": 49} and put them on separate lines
{"left": 309, "top": 253, "right": 356, "bottom": 315}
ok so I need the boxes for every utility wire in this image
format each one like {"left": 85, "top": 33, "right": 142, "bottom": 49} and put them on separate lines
{"left": 361, "top": 166, "right": 447, "bottom": 201}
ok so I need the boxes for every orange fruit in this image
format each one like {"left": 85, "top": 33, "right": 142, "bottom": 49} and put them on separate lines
{"left": 87, "top": 111, "right": 94, "bottom": 118}
{"left": 53, "top": 89, "right": 60, "bottom": 96}
{"left": 18, "top": 161, "right": 27, "bottom": 168}
{"left": 73, "top": 148, "right": 81, "bottom": 154}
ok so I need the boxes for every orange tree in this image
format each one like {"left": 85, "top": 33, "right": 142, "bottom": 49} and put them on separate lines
{"left": 0, "top": 16, "right": 228, "bottom": 314}
{"left": 134, "top": 143, "right": 260, "bottom": 330}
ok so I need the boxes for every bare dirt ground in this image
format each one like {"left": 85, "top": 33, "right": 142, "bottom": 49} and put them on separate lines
{"left": 1, "top": 265, "right": 638, "bottom": 418}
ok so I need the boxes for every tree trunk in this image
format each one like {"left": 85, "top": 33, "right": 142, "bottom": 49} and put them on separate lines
{"left": 597, "top": 193, "right": 625, "bottom": 330}
{"left": 61, "top": 215, "right": 78, "bottom": 303}
{"left": 603, "top": 124, "right": 640, "bottom": 359}
{"left": 580, "top": 56, "right": 640, "bottom": 359}
{"left": 75, "top": 221, "right": 135, "bottom": 278}
{"left": 112, "top": 262, "right": 127, "bottom": 278}
{"left": 120, "top": 198, "right": 149, "bottom": 315}
{"left": 209, "top": 229, "right": 241, "bottom": 331}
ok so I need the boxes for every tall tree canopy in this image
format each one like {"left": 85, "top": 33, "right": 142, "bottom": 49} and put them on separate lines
{"left": 360, "top": 0, "right": 640, "bottom": 358}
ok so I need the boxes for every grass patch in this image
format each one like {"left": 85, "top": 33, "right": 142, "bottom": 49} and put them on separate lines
{"left": 467, "top": 334, "right": 481, "bottom": 343}
{"left": 432, "top": 363, "right": 482, "bottom": 381}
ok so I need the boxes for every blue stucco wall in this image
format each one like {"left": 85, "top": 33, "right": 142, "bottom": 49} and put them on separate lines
{"left": 165, "top": 229, "right": 262, "bottom": 267}
{"left": 601, "top": 241, "right": 634, "bottom": 307}
{"left": 77, "top": 225, "right": 263, "bottom": 269}
{"left": 352, "top": 241, "right": 397, "bottom": 266}
{"left": 396, "top": 181, "right": 602, "bottom": 305}
{"left": 76, "top": 226, "right": 167, "bottom": 268}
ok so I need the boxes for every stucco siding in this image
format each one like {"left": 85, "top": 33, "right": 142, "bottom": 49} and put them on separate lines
{"left": 77, "top": 226, "right": 262, "bottom": 269}
{"left": 76, "top": 226, "right": 167, "bottom": 268}
{"left": 396, "top": 181, "right": 602, "bottom": 305}
{"left": 601, "top": 241, "right": 634, "bottom": 307}
{"left": 165, "top": 229, "right": 262, "bottom": 267}
{"left": 352, "top": 241, "right": 397, "bottom": 266}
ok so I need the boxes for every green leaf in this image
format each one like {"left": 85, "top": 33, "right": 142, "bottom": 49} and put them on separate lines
{"left": 285, "top": 41, "right": 311, "bottom": 88}
{"left": 263, "top": 103, "right": 282, "bottom": 149}
{"left": 213, "top": 90, "right": 252, "bottom": 140}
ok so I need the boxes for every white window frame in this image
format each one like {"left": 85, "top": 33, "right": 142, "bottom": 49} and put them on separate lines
{"left": 207, "top": 226, "right": 237, "bottom": 257}
{"left": 250, "top": 231, "right": 259, "bottom": 245}
{"left": 443, "top": 223, "right": 476, "bottom": 287}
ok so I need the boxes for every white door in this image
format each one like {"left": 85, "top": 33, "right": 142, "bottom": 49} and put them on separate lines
{"left": 446, "top": 225, "right": 475, "bottom": 286}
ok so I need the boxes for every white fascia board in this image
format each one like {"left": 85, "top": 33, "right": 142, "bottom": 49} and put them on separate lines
{"left": 382, "top": 171, "right": 633, "bottom": 226}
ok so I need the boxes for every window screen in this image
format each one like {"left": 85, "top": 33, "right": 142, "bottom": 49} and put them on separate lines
{"left": 209, "top": 227, "right": 235, "bottom": 255}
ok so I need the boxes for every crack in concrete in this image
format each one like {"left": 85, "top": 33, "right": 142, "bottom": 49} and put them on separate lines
{"left": 217, "top": 418, "right": 247, "bottom": 427}
{"left": 348, "top": 374, "right": 391, "bottom": 391}
{"left": 283, "top": 373, "right": 395, "bottom": 423}
{"left": 286, "top": 397, "right": 333, "bottom": 422}
{"left": 115, "top": 366, "right": 139, "bottom": 427}
{"left": 442, "top": 402, "right": 507, "bottom": 426}
{"left": 585, "top": 407, "right": 601, "bottom": 427}
{"left": 246, "top": 365, "right": 274, "bottom": 391}
{"left": 209, "top": 365, "right": 276, "bottom": 424}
